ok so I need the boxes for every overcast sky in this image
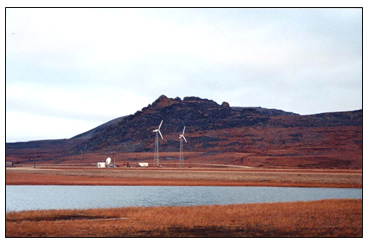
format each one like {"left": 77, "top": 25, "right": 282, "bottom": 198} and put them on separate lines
{"left": 6, "top": 8, "right": 362, "bottom": 142}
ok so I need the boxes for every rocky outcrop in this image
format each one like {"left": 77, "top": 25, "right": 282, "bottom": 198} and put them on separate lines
{"left": 69, "top": 95, "right": 362, "bottom": 155}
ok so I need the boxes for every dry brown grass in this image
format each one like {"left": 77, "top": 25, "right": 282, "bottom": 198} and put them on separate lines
{"left": 6, "top": 167, "right": 362, "bottom": 188}
{"left": 6, "top": 199, "right": 362, "bottom": 237}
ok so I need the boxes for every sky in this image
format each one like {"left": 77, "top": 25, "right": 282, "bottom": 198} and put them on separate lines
{"left": 5, "top": 8, "right": 363, "bottom": 142}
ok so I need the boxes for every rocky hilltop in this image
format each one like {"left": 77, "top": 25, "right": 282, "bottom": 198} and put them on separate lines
{"left": 6, "top": 95, "right": 362, "bottom": 169}
{"left": 72, "top": 95, "right": 299, "bottom": 152}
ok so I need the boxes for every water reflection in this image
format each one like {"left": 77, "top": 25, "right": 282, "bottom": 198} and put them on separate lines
{"left": 6, "top": 185, "right": 362, "bottom": 212}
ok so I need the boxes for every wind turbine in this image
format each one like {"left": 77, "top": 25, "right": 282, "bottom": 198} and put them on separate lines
{"left": 153, "top": 120, "right": 164, "bottom": 167}
{"left": 179, "top": 126, "right": 187, "bottom": 168}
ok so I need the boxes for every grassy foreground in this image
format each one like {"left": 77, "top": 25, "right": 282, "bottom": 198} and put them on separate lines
{"left": 6, "top": 199, "right": 362, "bottom": 237}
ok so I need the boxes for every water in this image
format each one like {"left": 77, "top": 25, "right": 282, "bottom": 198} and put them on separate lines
{"left": 6, "top": 186, "right": 362, "bottom": 212}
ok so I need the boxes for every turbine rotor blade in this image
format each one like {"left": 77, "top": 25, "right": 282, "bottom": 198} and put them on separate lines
{"left": 158, "top": 120, "right": 163, "bottom": 130}
{"left": 183, "top": 136, "right": 187, "bottom": 143}
{"left": 159, "top": 130, "right": 164, "bottom": 140}
{"left": 182, "top": 126, "right": 186, "bottom": 135}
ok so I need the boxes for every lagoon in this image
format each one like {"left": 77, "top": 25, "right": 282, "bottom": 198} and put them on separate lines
{"left": 6, "top": 185, "right": 362, "bottom": 212}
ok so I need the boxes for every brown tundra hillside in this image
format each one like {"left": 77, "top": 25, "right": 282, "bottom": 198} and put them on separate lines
{"left": 6, "top": 95, "right": 362, "bottom": 169}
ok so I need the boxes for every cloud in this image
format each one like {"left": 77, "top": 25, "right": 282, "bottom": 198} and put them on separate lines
{"left": 7, "top": 81, "right": 152, "bottom": 120}
{"left": 6, "top": 111, "right": 101, "bottom": 142}
{"left": 6, "top": 8, "right": 362, "bottom": 142}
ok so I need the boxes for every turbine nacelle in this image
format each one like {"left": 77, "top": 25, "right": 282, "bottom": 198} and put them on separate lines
{"left": 179, "top": 126, "right": 187, "bottom": 143}
{"left": 153, "top": 120, "right": 164, "bottom": 139}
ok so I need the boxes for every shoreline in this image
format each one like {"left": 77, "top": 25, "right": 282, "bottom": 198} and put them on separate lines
{"left": 6, "top": 167, "right": 362, "bottom": 188}
{"left": 6, "top": 168, "right": 363, "bottom": 237}
{"left": 6, "top": 199, "right": 363, "bottom": 237}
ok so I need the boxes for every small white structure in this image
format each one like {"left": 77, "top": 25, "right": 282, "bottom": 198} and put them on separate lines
{"left": 97, "top": 162, "right": 106, "bottom": 168}
{"left": 138, "top": 163, "right": 149, "bottom": 167}
{"left": 6, "top": 161, "right": 14, "bottom": 167}
{"left": 106, "top": 157, "right": 112, "bottom": 166}
{"left": 97, "top": 157, "right": 112, "bottom": 168}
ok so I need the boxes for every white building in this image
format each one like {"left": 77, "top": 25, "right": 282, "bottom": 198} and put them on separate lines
{"left": 97, "top": 162, "right": 106, "bottom": 168}
{"left": 96, "top": 157, "right": 112, "bottom": 168}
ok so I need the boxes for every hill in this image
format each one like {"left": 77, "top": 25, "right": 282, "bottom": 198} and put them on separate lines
{"left": 6, "top": 95, "right": 362, "bottom": 169}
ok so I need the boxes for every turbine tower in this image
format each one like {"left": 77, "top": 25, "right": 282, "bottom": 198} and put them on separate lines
{"left": 153, "top": 120, "right": 164, "bottom": 167}
{"left": 179, "top": 126, "right": 187, "bottom": 168}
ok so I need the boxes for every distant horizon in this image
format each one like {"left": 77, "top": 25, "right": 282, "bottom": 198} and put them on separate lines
{"left": 6, "top": 8, "right": 362, "bottom": 142}
{"left": 6, "top": 94, "right": 362, "bottom": 143}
